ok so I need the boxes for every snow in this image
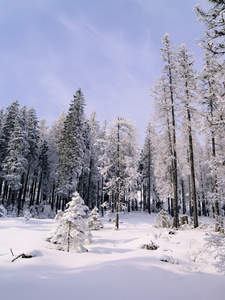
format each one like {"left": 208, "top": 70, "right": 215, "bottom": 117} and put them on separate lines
{"left": 0, "top": 212, "right": 224, "bottom": 300}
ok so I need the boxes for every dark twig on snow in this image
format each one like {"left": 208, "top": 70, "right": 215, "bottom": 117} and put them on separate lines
{"left": 11, "top": 253, "right": 33, "bottom": 262}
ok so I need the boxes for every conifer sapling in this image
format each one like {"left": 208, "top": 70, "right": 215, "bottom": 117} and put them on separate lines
{"left": 88, "top": 206, "right": 104, "bottom": 230}
{"left": 46, "top": 192, "right": 92, "bottom": 252}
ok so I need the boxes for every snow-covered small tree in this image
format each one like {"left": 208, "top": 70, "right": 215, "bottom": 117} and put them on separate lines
{"left": 46, "top": 192, "right": 92, "bottom": 252}
{"left": 156, "top": 209, "right": 172, "bottom": 228}
{"left": 0, "top": 204, "right": 7, "bottom": 218}
{"left": 88, "top": 206, "right": 104, "bottom": 230}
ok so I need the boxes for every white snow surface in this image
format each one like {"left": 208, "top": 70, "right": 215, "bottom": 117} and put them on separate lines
{"left": 0, "top": 212, "right": 224, "bottom": 300}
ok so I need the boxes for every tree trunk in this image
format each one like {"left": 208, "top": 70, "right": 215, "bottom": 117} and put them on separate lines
{"left": 171, "top": 93, "right": 179, "bottom": 228}
{"left": 168, "top": 197, "right": 171, "bottom": 215}
{"left": 0, "top": 177, "right": 3, "bottom": 198}
{"left": 181, "top": 179, "right": 186, "bottom": 215}
{"left": 87, "top": 159, "right": 92, "bottom": 209}
{"left": 147, "top": 141, "right": 151, "bottom": 214}
{"left": 67, "top": 221, "right": 71, "bottom": 252}
{"left": 115, "top": 121, "right": 120, "bottom": 229}
{"left": 101, "top": 177, "right": 104, "bottom": 216}
{"left": 36, "top": 170, "right": 42, "bottom": 205}
{"left": 17, "top": 172, "right": 25, "bottom": 215}
{"left": 187, "top": 107, "right": 198, "bottom": 228}
{"left": 22, "top": 164, "right": 30, "bottom": 206}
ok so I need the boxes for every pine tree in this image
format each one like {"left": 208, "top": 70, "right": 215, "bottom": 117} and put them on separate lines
{"left": 176, "top": 43, "right": 199, "bottom": 228}
{"left": 195, "top": 1, "right": 225, "bottom": 58}
{"left": 46, "top": 191, "right": 91, "bottom": 252}
{"left": 57, "top": 89, "right": 86, "bottom": 202}
{"left": 97, "top": 120, "right": 108, "bottom": 216}
{"left": 86, "top": 111, "right": 102, "bottom": 209}
{"left": 36, "top": 140, "right": 50, "bottom": 205}
{"left": 87, "top": 206, "right": 104, "bottom": 230}
{"left": 198, "top": 51, "right": 225, "bottom": 230}
{"left": 48, "top": 110, "right": 67, "bottom": 210}
{"left": 78, "top": 118, "right": 91, "bottom": 205}
{"left": 152, "top": 76, "right": 174, "bottom": 212}
{"left": 0, "top": 108, "right": 5, "bottom": 198}
{"left": 23, "top": 107, "right": 39, "bottom": 207}
{"left": 103, "top": 117, "right": 139, "bottom": 229}
{"left": 161, "top": 34, "right": 179, "bottom": 228}
{"left": 152, "top": 34, "right": 179, "bottom": 227}
{"left": 0, "top": 101, "right": 19, "bottom": 202}
{"left": 3, "top": 106, "right": 29, "bottom": 213}
{"left": 140, "top": 120, "right": 157, "bottom": 214}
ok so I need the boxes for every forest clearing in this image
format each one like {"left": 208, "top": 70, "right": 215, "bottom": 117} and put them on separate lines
{"left": 0, "top": 211, "right": 224, "bottom": 300}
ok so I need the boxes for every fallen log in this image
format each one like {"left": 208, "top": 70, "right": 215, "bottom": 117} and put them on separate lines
{"left": 11, "top": 253, "right": 33, "bottom": 262}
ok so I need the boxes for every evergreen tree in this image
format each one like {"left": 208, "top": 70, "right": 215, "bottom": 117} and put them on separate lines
{"left": 78, "top": 117, "right": 91, "bottom": 205}
{"left": 151, "top": 34, "right": 179, "bottom": 227}
{"left": 57, "top": 88, "right": 86, "bottom": 202}
{"left": 140, "top": 120, "right": 157, "bottom": 213}
{"left": 195, "top": 1, "right": 225, "bottom": 58}
{"left": 198, "top": 51, "right": 225, "bottom": 229}
{"left": 86, "top": 111, "right": 102, "bottom": 209}
{"left": 103, "top": 117, "right": 139, "bottom": 229}
{"left": 0, "top": 108, "right": 5, "bottom": 198}
{"left": 36, "top": 140, "right": 50, "bottom": 204}
{"left": 176, "top": 44, "right": 199, "bottom": 228}
{"left": 0, "top": 101, "right": 19, "bottom": 201}
{"left": 23, "top": 107, "right": 39, "bottom": 207}
{"left": 46, "top": 191, "right": 91, "bottom": 252}
{"left": 3, "top": 106, "right": 29, "bottom": 213}
{"left": 48, "top": 110, "right": 67, "bottom": 210}
{"left": 160, "top": 34, "right": 179, "bottom": 228}
{"left": 87, "top": 206, "right": 104, "bottom": 230}
{"left": 152, "top": 76, "right": 174, "bottom": 211}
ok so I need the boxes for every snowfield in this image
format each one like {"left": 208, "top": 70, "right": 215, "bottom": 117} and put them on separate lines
{"left": 0, "top": 212, "right": 224, "bottom": 300}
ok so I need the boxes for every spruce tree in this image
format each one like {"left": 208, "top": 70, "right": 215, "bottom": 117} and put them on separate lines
{"left": 46, "top": 191, "right": 91, "bottom": 252}
{"left": 87, "top": 111, "right": 102, "bottom": 209}
{"left": 57, "top": 88, "right": 86, "bottom": 202}
{"left": 140, "top": 120, "right": 156, "bottom": 214}
{"left": 103, "top": 117, "right": 139, "bottom": 229}
{"left": 23, "top": 107, "right": 39, "bottom": 206}
{"left": 3, "top": 106, "right": 29, "bottom": 213}
{"left": 0, "top": 101, "right": 19, "bottom": 203}
{"left": 87, "top": 206, "right": 104, "bottom": 230}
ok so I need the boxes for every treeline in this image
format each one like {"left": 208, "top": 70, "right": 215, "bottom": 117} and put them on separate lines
{"left": 0, "top": 89, "right": 144, "bottom": 218}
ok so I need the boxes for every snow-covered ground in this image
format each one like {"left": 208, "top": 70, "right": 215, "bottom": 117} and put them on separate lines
{"left": 0, "top": 212, "right": 224, "bottom": 300}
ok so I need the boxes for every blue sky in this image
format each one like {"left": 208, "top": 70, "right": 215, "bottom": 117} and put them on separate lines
{"left": 0, "top": 0, "right": 211, "bottom": 145}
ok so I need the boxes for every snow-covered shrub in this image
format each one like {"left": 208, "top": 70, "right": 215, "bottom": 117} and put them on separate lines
{"left": 0, "top": 204, "right": 7, "bottom": 218}
{"left": 55, "top": 209, "right": 64, "bottom": 221}
{"left": 140, "top": 240, "right": 159, "bottom": 250}
{"left": 46, "top": 192, "right": 92, "bottom": 253}
{"left": 188, "top": 239, "right": 210, "bottom": 263}
{"left": 155, "top": 209, "right": 172, "bottom": 228}
{"left": 23, "top": 209, "right": 31, "bottom": 222}
{"left": 101, "top": 201, "right": 111, "bottom": 221}
{"left": 205, "top": 233, "right": 225, "bottom": 274}
{"left": 160, "top": 254, "right": 178, "bottom": 264}
{"left": 7, "top": 205, "right": 18, "bottom": 217}
{"left": 29, "top": 204, "right": 54, "bottom": 219}
{"left": 88, "top": 206, "right": 104, "bottom": 230}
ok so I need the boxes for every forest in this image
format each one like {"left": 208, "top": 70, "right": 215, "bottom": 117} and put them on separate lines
{"left": 0, "top": 1, "right": 225, "bottom": 232}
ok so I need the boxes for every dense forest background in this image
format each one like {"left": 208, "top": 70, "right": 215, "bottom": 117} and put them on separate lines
{"left": 0, "top": 1, "right": 225, "bottom": 231}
